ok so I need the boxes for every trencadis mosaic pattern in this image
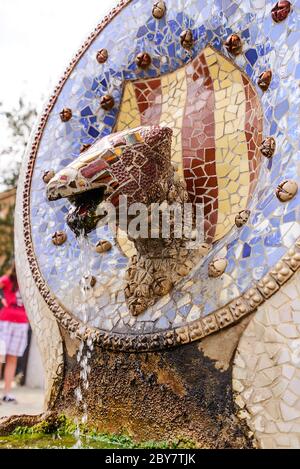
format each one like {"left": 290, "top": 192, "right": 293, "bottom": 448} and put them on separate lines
{"left": 26, "top": 0, "right": 300, "bottom": 342}
{"left": 115, "top": 45, "right": 263, "bottom": 243}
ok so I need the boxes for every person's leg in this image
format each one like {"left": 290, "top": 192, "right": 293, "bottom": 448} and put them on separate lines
{"left": 0, "top": 325, "right": 6, "bottom": 380}
{"left": 3, "top": 354, "right": 18, "bottom": 395}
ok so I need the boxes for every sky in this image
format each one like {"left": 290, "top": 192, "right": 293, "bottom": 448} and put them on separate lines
{"left": 0, "top": 0, "right": 118, "bottom": 108}
{"left": 0, "top": 0, "right": 118, "bottom": 189}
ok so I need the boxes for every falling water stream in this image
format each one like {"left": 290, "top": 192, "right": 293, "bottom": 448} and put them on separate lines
{"left": 72, "top": 231, "right": 95, "bottom": 448}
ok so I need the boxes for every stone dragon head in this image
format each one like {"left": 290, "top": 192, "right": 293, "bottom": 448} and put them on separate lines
{"left": 46, "top": 125, "right": 208, "bottom": 315}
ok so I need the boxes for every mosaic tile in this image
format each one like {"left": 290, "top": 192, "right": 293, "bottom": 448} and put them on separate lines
{"left": 25, "top": 0, "right": 300, "bottom": 336}
{"left": 15, "top": 142, "right": 64, "bottom": 406}
{"left": 116, "top": 45, "right": 262, "bottom": 242}
{"left": 233, "top": 269, "right": 300, "bottom": 448}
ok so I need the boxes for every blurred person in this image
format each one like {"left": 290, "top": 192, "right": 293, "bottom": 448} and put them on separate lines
{"left": 0, "top": 262, "right": 28, "bottom": 403}
{"left": 0, "top": 293, "right": 5, "bottom": 366}
{"left": 0, "top": 337, "right": 5, "bottom": 366}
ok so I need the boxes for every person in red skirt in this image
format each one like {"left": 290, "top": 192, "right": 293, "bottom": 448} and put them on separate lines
{"left": 0, "top": 263, "right": 28, "bottom": 403}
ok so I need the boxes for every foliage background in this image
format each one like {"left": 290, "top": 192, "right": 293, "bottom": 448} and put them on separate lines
{"left": 0, "top": 99, "right": 37, "bottom": 276}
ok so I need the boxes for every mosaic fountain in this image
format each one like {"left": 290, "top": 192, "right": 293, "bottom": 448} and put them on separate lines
{"left": 5, "top": 0, "right": 300, "bottom": 448}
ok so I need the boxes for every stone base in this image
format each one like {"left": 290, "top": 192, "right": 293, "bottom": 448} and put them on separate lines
{"left": 53, "top": 318, "right": 254, "bottom": 448}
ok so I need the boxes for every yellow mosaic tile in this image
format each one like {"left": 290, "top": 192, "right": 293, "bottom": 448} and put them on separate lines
{"left": 115, "top": 82, "right": 141, "bottom": 131}
{"left": 117, "top": 229, "right": 137, "bottom": 258}
{"left": 159, "top": 68, "right": 187, "bottom": 178}
{"left": 204, "top": 47, "right": 249, "bottom": 241}
{"left": 114, "top": 45, "right": 261, "bottom": 244}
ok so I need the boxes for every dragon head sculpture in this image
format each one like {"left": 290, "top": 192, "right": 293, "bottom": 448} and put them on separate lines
{"left": 47, "top": 125, "right": 209, "bottom": 315}
{"left": 47, "top": 126, "right": 173, "bottom": 205}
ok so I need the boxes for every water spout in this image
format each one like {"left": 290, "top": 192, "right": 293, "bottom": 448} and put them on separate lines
{"left": 66, "top": 189, "right": 105, "bottom": 237}
{"left": 72, "top": 231, "right": 95, "bottom": 448}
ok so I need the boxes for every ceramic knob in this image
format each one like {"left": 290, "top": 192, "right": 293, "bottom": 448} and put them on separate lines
{"left": 52, "top": 231, "right": 67, "bottom": 246}
{"left": 180, "top": 29, "right": 194, "bottom": 50}
{"left": 43, "top": 170, "right": 55, "bottom": 184}
{"left": 260, "top": 137, "right": 276, "bottom": 158}
{"left": 258, "top": 71, "right": 272, "bottom": 92}
{"left": 235, "top": 210, "right": 250, "bottom": 228}
{"left": 100, "top": 94, "right": 115, "bottom": 111}
{"left": 135, "top": 52, "right": 152, "bottom": 69}
{"left": 59, "top": 108, "right": 72, "bottom": 122}
{"left": 276, "top": 180, "right": 298, "bottom": 202}
{"left": 208, "top": 258, "right": 228, "bottom": 278}
{"left": 96, "top": 48, "right": 108, "bottom": 64}
{"left": 224, "top": 34, "right": 242, "bottom": 56}
{"left": 271, "top": 1, "right": 291, "bottom": 23}
{"left": 152, "top": 1, "right": 166, "bottom": 19}
{"left": 95, "top": 240, "right": 112, "bottom": 253}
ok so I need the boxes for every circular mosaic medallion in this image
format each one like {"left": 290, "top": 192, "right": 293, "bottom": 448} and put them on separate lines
{"left": 23, "top": 0, "right": 300, "bottom": 351}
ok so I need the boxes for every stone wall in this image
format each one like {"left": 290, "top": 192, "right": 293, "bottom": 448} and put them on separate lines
{"left": 56, "top": 322, "right": 254, "bottom": 448}
{"left": 233, "top": 269, "right": 300, "bottom": 449}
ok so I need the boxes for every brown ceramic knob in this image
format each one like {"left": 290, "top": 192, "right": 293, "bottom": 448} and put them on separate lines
{"left": 81, "top": 275, "right": 97, "bottom": 288}
{"left": 276, "top": 180, "right": 298, "bottom": 202}
{"left": 59, "top": 108, "right": 72, "bottom": 122}
{"left": 90, "top": 276, "right": 97, "bottom": 287}
{"left": 271, "top": 1, "right": 291, "bottom": 23}
{"left": 52, "top": 231, "right": 67, "bottom": 246}
{"left": 80, "top": 143, "right": 92, "bottom": 153}
{"left": 180, "top": 29, "right": 194, "bottom": 50}
{"left": 100, "top": 94, "right": 115, "bottom": 111}
{"left": 260, "top": 137, "right": 276, "bottom": 158}
{"left": 95, "top": 240, "right": 112, "bottom": 253}
{"left": 152, "top": 1, "right": 166, "bottom": 19}
{"left": 208, "top": 258, "right": 228, "bottom": 278}
{"left": 235, "top": 210, "right": 250, "bottom": 228}
{"left": 96, "top": 48, "right": 108, "bottom": 64}
{"left": 197, "top": 243, "right": 211, "bottom": 256}
{"left": 42, "top": 170, "right": 55, "bottom": 184}
{"left": 224, "top": 34, "right": 242, "bottom": 56}
{"left": 135, "top": 52, "right": 152, "bottom": 69}
{"left": 258, "top": 71, "right": 272, "bottom": 92}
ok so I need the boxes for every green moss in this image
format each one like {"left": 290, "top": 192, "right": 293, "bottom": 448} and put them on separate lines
{"left": 13, "top": 415, "right": 72, "bottom": 436}
{"left": 11, "top": 415, "right": 196, "bottom": 449}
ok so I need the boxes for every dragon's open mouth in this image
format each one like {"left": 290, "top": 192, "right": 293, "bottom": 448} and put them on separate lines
{"left": 68, "top": 186, "right": 107, "bottom": 207}
{"left": 46, "top": 125, "right": 172, "bottom": 238}
{"left": 66, "top": 187, "right": 108, "bottom": 237}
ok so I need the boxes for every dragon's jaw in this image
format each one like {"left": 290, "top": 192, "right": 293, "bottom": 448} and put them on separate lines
{"left": 46, "top": 125, "right": 172, "bottom": 202}
{"left": 46, "top": 125, "right": 173, "bottom": 235}
{"left": 46, "top": 156, "right": 117, "bottom": 202}
{"left": 46, "top": 147, "right": 121, "bottom": 236}
{"left": 65, "top": 187, "right": 108, "bottom": 237}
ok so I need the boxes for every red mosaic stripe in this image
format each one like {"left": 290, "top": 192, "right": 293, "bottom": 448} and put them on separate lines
{"left": 133, "top": 79, "right": 162, "bottom": 125}
{"left": 182, "top": 52, "right": 217, "bottom": 243}
{"left": 81, "top": 159, "right": 110, "bottom": 178}
{"left": 242, "top": 75, "right": 263, "bottom": 201}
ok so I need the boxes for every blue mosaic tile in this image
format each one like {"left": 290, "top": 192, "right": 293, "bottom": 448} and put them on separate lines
{"left": 28, "top": 0, "right": 300, "bottom": 333}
